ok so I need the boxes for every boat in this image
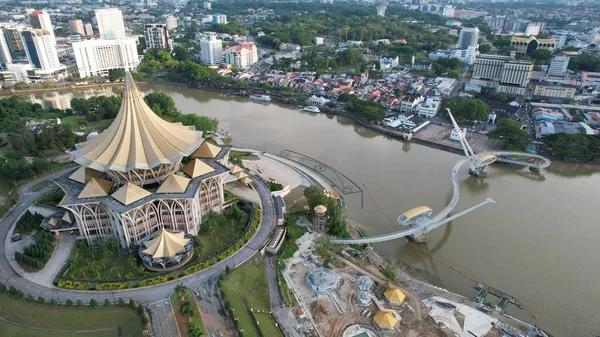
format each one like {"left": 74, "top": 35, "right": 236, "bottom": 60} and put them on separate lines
{"left": 303, "top": 106, "right": 320, "bottom": 113}
{"left": 249, "top": 94, "right": 271, "bottom": 102}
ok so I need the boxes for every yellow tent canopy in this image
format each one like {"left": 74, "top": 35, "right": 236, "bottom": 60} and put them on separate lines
{"left": 142, "top": 229, "right": 191, "bottom": 259}
{"left": 384, "top": 286, "right": 406, "bottom": 304}
{"left": 373, "top": 311, "right": 398, "bottom": 329}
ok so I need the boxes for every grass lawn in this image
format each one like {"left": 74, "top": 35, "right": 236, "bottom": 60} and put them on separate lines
{"left": 62, "top": 116, "right": 114, "bottom": 133}
{"left": 0, "top": 294, "right": 142, "bottom": 337}
{"left": 287, "top": 198, "right": 308, "bottom": 214}
{"left": 30, "top": 180, "right": 52, "bottom": 192}
{"left": 170, "top": 289, "right": 205, "bottom": 337}
{"left": 0, "top": 322, "right": 118, "bottom": 337}
{"left": 222, "top": 260, "right": 272, "bottom": 337}
{"left": 254, "top": 313, "right": 284, "bottom": 337}
{"left": 0, "top": 179, "right": 13, "bottom": 197}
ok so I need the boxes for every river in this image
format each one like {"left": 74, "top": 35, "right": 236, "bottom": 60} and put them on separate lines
{"left": 29, "top": 84, "right": 600, "bottom": 337}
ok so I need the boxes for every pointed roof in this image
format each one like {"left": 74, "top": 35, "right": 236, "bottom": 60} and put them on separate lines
{"left": 156, "top": 174, "right": 191, "bottom": 194}
{"left": 240, "top": 177, "right": 253, "bottom": 186}
{"left": 111, "top": 182, "right": 152, "bottom": 205}
{"left": 142, "top": 229, "right": 191, "bottom": 259}
{"left": 230, "top": 165, "right": 243, "bottom": 174}
{"left": 373, "top": 311, "right": 398, "bottom": 329}
{"left": 384, "top": 286, "right": 406, "bottom": 304}
{"left": 69, "top": 166, "right": 104, "bottom": 184}
{"left": 182, "top": 159, "right": 215, "bottom": 178}
{"left": 234, "top": 171, "right": 248, "bottom": 180}
{"left": 62, "top": 211, "right": 75, "bottom": 223}
{"left": 71, "top": 73, "right": 204, "bottom": 173}
{"left": 78, "top": 178, "right": 113, "bottom": 199}
{"left": 192, "top": 142, "right": 221, "bottom": 159}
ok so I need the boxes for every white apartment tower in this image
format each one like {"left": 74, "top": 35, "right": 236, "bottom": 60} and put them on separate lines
{"left": 225, "top": 42, "right": 258, "bottom": 68}
{"left": 95, "top": 8, "right": 126, "bottom": 40}
{"left": 548, "top": 56, "right": 570, "bottom": 77}
{"left": 144, "top": 24, "right": 172, "bottom": 50}
{"left": 69, "top": 19, "right": 85, "bottom": 35}
{"left": 29, "top": 10, "right": 54, "bottom": 38}
{"left": 200, "top": 35, "right": 223, "bottom": 66}
{"left": 73, "top": 38, "right": 139, "bottom": 78}
{"left": 166, "top": 16, "right": 178, "bottom": 30}
{"left": 457, "top": 27, "right": 479, "bottom": 50}
{"left": 213, "top": 14, "right": 228, "bottom": 25}
{"left": 203, "top": 1, "right": 212, "bottom": 9}
{"left": 21, "top": 29, "right": 61, "bottom": 71}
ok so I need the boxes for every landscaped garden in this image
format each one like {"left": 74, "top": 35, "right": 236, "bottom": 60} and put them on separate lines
{"left": 220, "top": 259, "right": 284, "bottom": 337}
{"left": 56, "top": 203, "right": 261, "bottom": 290}
{"left": 13, "top": 210, "right": 44, "bottom": 234}
{"left": 35, "top": 188, "right": 65, "bottom": 208}
{"left": 171, "top": 284, "right": 205, "bottom": 337}
{"left": 0, "top": 288, "right": 144, "bottom": 337}
{"left": 15, "top": 230, "right": 56, "bottom": 271}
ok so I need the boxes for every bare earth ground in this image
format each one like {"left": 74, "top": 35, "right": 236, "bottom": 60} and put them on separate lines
{"left": 414, "top": 123, "right": 503, "bottom": 153}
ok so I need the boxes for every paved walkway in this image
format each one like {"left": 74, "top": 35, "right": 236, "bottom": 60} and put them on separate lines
{"left": 24, "top": 232, "right": 75, "bottom": 288}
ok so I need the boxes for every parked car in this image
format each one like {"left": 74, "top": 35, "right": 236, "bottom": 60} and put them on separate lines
{"left": 10, "top": 234, "right": 21, "bottom": 242}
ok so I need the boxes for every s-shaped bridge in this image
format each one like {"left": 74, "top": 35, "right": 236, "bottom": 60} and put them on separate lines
{"left": 331, "top": 110, "right": 550, "bottom": 245}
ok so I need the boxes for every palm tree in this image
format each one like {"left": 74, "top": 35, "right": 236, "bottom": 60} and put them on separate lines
{"left": 188, "top": 321, "right": 203, "bottom": 337}
{"left": 113, "top": 265, "right": 123, "bottom": 279}
{"left": 181, "top": 301, "right": 195, "bottom": 322}
{"left": 174, "top": 283, "right": 186, "bottom": 302}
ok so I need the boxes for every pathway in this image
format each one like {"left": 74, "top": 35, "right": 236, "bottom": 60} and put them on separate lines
{"left": 24, "top": 232, "right": 75, "bottom": 288}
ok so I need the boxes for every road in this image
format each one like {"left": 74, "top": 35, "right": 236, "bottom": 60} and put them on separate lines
{"left": 0, "top": 169, "right": 277, "bottom": 337}
{"left": 194, "top": 278, "right": 234, "bottom": 337}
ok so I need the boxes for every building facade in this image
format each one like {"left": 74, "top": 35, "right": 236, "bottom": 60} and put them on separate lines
{"left": 55, "top": 74, "right": 230, "bottom": 248}
{"left": 21, "top": 29, "right": 61, "bottom": 71}
{"left": 69, "top": 19, "right": 85, "bottom": 35}
{"left": 166, "top": 16, "right": 178, "bottom": 30}
{"left": 144, "top": 24, "right": 172, "bottom": 50}
{"left": 95, "top": 8, "right": 126, "bottom": 40}
{"left": 471, "top": 54, "right": 533, "bottom": 95}
{"left": 29, "top": 10, "right": 54, "bottom": 38}
{"left": 73, "top": 38, "right": 139, "bottom": 78}
{"left": 84, "top": 23, "right": 94, "bottom": 36}
{"left": 548, "top": 55, "right": 570, "bottom": 77}
{"left": 225, "top": 42, "right": 257, "bottom": 68}
{"left": 457, "top": 27, "right": 479, "bottom": 50}
{"left": 533, "top": 84, "right": 576, "bottom": 100}
{"left": 200, "top": 35, "right": 223, "bottom": 65}
{"left": 213, "top": 14, "right": 227, "bottom": 24}
{"left": 510, "top": 36, "right": 556, "bottom": 55}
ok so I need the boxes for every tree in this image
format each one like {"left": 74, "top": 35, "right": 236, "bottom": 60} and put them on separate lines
{"left": 479, "top": 44, "right": 491, "bottom": 54}
{"left": 144, "top": 93, "right": 180, "bottom": 119}
{"left": 176, "top": 114, "right": 219, "bottom": 133}
{"left": 90, "top": 299, "right": 98, "bottom": 308}
{"left": 173, "top": 45, "right": 190, "bottom": 62}
{"left": 175, "top": 283, "right": 186, "bottom": 302}
{"left": 104, "top": 299, "right": 111, "bottom": 307}
{"left": 188, "top": 321, "right": 204, "bottom": 337}
{"left": 442, "top": 97, "right": 489, "bottom": 122}
{"left": 108, "top": 69, "right": 125, "bottom": 82}
{"left": 13, "top": 81, "right": 27, "bottom": 90}
{"left": 181, "top": 301, "right": 195, "bottom": 322}
{"left": 118, "top": 298, "right": 125, "bottom": 307}
{"left": 529, "top": 49, "right": 552, "bottom": 63}
{"left": 382, "top": 264, "right": 397, "bottom": 281}
{"left": 129, "top": 298, "right": 136, "bottom": 309}
{"left": 488, "top": 119, "right": 531, "bottom": 150}
{"left": 315, "top": 235, "right": 343, "bottom": 261}
{"left": 76, "top": 300, "right": 83, "bottom": 307}
{"left": 38, "top": 296, "right": 45, "bottom": 304}
{"left": 66, "top": 299, "right": 73, "bottom": 307}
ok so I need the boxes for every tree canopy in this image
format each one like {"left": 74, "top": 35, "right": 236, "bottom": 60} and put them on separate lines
{"left": 339, "top": 93, "right": 385, "bottom": 121}
{"left": 488, "top": 119, "right": 532, "bottom": 150}
{"left": 442, "top": 97, "right": 489, "bottom": 122}
{"left": 569, "top": 54, "right": 600, "bottom": 72}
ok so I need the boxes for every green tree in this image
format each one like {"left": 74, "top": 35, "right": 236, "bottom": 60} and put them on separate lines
{"left": 104, "top": 299, "right": 111, "bottom": 307}
{"left": 442, "top": 97, "right": 489, "bottom": 122}
{"left": 188, "top": 320, "right": 204, "bottom": 337}
{"left": 172, "top": 45, "right": 190, "bottom": 62}
{"left": 314, "top": 235, "right": 343, "bottom": 261}
{"left": 118, "top": 298, "right": 125, "bottom": 307}
{"left": 144, "top": 93, "right": 180, "bottom": 119}
{"left": 108, "top": 69, "right": 125, "bottom": 82}
{"left": 181, "top": 301, "right": 195, "bottom": 322}
{"left": 488, "top": 119, "right": 532, "bottom": 150}
{"left": 129, "top": 298, "right": 136, "bottom": 309}
{"left": 176, "top": 114, "right": 219, "bottom": 133}
{"left": 479, "top": 44, "right": 491, "bottom": 54}
{"left": 89, "top": 299, "right": 98, "bottom": 308}
{"left": 529, "top": 49, "right": 552, "bottom": 63}
{"left": 175, "top": 283, "right": 186, "bottom": 301}
{"left": 38, "top": 296, "right": 45, "bottom": 304}
{"left": 66, "top": 299, "right": 73, "bottom": 307}
{"left": 382, "top": 264, "right": 396, "bottom": 281}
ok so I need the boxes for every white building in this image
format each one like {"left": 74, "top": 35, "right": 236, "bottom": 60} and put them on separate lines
{"left": 314, "top": 37, "right": 324, "bottom": 45}
{"left": 6, "top": 62, "right": 33, "bottom": 81}
{"left": 166, "top": 16, "right": 178, "bottom": 30}
{"left": 203, "top": 1, "right": 211, "bottom": 9}
{"left": 29, "top": 10, "right": 54, "bottom": 38}
{"left": 525, "top": 23, "right": 541, "bottom": 37}
{"left": 224, "top": 42, "right": 257, "bottom": 68}
{"left": 450, "top": 128, "right": 467, "bottom": 141}
{"left": 84, "top": 23, "right": 94, "bottom": 36}
{"left": 21, "top": 29, "right": 61, "bottom": 72}
{"left": 144, "top": 24, "right": 172, "bottom": 51}
{"left": 69, "top": 19, "right": 85, "bottom": 36}
{"left": 73, "top": 38, "right": 139, "bottom": 78}
{"left": 380, "top": 55, "right": 399, "bottom": 72}
{"left": 457, "top": 27, "right": 479, "bottom": 50}
{"left": 471, "top": 54, "right": 533, "bottom": 95}
{"left": 548, "top": 55, "right": 570, "bottom": 77}
{"left": 433, "top": 77, "right": 457, "bottom": 96}
{"left": 95, "top": 8, "right": 126, "bottom": 40}
{"left": 414, "top": 96, "right": 442, "bottom": 118}
{"left": 213, "top": 14, "right": 227, "bottom": 25}
{"left": 199, "top": 35, "right": 223, "bottom": 65}
{"left": 400, "top": 95, "right": 424, "bottom": 113}
{"left": 442, "top": 5, "right": 455, "bottom": 17}
{"left": 307, "top": 95, "right": 330, "bottom": 106}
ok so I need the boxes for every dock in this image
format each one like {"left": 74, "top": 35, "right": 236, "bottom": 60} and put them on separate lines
{"left": 473, "top": 282, "right": 524, "bottom": 310}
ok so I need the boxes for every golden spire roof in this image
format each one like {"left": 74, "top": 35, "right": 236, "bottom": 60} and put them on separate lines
{"left": 234, "top": 171, "right": 248, "bottom": 180}
{"left": 182, "top": 158, "right": 215, "bottom": 178}
{"left": 68, "top": 166, "right": 104, "bottom": 184}
{"left": 192, "top": 142, "right": 221, "bottom": 159}
{"left": 71, "top": 73, "right": 204, "bottom": 173}
{"left": 156, "top": 174, "right": 191, "bottom": 194}
{"left": 78, "top": 178, "right": 113, "bottom": 199}
{"left": 230, "top": 165, "right": 243, "bottom": 174}
{"left": 384, "top": 286, "right": 406, "bottom": 304}
{"left": 142, "top": 229, "right": 190, "bottom": 259}
{"left": 111, "top": 182, "right": 151, "bottom": 205}
{"left": 373, "top": 311, "right": 398, "bottom": 329}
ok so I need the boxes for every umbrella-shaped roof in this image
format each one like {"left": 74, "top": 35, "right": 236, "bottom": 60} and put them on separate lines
{"left": 142, "top": 229, "right": 191, "bottom": 259}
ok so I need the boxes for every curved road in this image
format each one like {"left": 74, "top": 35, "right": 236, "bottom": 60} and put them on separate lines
{"left": 0, "top": 169, "right": 276, "bottom": 329}
{"left": 331, "top": 151, "right": 550, "bottom": 244}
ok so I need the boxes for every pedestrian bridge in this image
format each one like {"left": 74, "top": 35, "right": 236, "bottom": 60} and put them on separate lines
{"left": 331, "top": 151, "right": 550, "bottom": 245}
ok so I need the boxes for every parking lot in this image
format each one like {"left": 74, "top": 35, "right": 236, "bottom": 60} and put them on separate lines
{"left": 414, "top": 123, "right": 503, "bottom": 153}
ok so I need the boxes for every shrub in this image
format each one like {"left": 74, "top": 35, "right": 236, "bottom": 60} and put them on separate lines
{"left": 129, "top": 298, "right": 136, "bottom": 309}
{"left": 0, "top": 283, "right": 6, "bottom": 292}
{"left": 76, "top": 300, "right": 83, "bottom": 308}
{"left": 90, "top": 299, "right": 98, "bottom": 308}
{"left": 9, "top": 286, "right": 17, "bottom": 296}
{"left": 50, "top": 299, "right": 58, "bottom": 306}
{"left": 104, "top": 299, "right": 111, "bottom": 307}
{"left": 16, "top": 290, "right": 23, "bottom": 299}
{"left": 37, "top": 296, "right": 45, "bottom": 304}
{"left": 118, "top": 298, "right": 125, "bottom": 307}
{"left": 27, "top": 293, "right": 34, "bottom": 302}
{"left": 66, "top": 299, "right": 73, "bottom": 308}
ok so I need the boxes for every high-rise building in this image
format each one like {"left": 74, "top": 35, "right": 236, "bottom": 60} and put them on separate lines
{"left": 69, "top": 19, "right": 85, "bottom": 35}
{"left": 471, "top": 54, "right": 533, "bottom": 95}
{"left": 376, "top": 2, "right": 388, "bottom": 17}
{"left": 166, "top": 16, "right": 178, "bottom": 30}
{"left": 29, "top": 10, "right": 54, "bottom": 37}
{"left": 485, "top": 16, "right": 505, "bottom": 30}
{"left": 73, "top": 38, "right": 139, "bottom": 78}
{"left": 21, "top": 29, "right": 61, "bottom": 71}
{"left": 84, "top": 23, "right": 94, "bottom": 36}
{"left": 212, "top": 14, "right": 227, "bottom": 25}
{"left": 199, "top": 35, "right": 223, "bottom": 65}
{"left": 144, "top": 24, "right": 172, "bottom": 51}
{"left": 525, "top": 23, "right": 541, "bottom": 37}
{"left": 225, "top": 42, "right": 258, "bottom": 68}
{"left": 457, "top": 27, "right": 479, "bottom": 50}
{"left": 548, "top": 56, "right": 570, "bottom": 77}
{"left": 1, "top": 27, "right": 28, "bottom": 63}
{"left": 203, "top": 1, "right": 211, "bottom": 9}
{"left": 95, "top": 8, "right": 126, "bottom": 40}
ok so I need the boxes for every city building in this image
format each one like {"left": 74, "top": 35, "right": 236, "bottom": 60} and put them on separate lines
{"left": 213, "top": 14, "right": 227, "bottom": 25}
{"left": 307, "top": 95, "right": 330, "bottom": 106}
{"left": 510, "top": 36, "right": 556, "bottom": 55}
{"left": 400, "top": 95, "right": 424, "bottom": 113}
{"left": 21, "top": 29, "right": 61, "bottom": 72}
{"left": 203, "top": 1, "right": 211, "bottom": 9}
{"left": 200, "top": 35, "right": 223, "bottom": 66}
{"left": 1, "top": 27, "right": 28, "bottom": 64}
{"left": 314, "top": 36, "right": 324, "bottom": 45}
{"left": 457, "top": 27, "right": 479, "bottom": 50}
{"left": 552, "top": 34, "right": 567, "bottom": 50}
{"left": 485, "top": 16, "right": 505, "bottom": 30}
{"left": 72, "top": 38, "right": 139, "bottom": 78}
{"left": 54, "top": 73, "right": 230, "bottom": 248}
{"left": 84, "top": 23, "right": 94, "bottom": 36}
{"left": 69, "top": 19, "right": 85, "bottom": 36}
{"left": 414, "top": 96, "right": 442, "bottom": 118}
{"left": 313, "top": 204, "right": 327, "bottom": 230}
{"left": 384, "top": 286, "right": 406, "bottom": 305}
{"left": 166, "top": 16, "right": 178, "bottom": 30}
{"left": 525, "top": 23, "right": 542, "bottom": 36}
{"left": 548, "top": 55, "right": 570, "bottom": 77}
{"left": 450, "top": 127, "right": 467, "bottom": 141}
{"left": 224, "top": 42, "right": 257, "bottom": 68}
{"left": 471, "top": 54, "right": 533, "bottom": 95}
{"left": 380, "top": 55, "right": 399, "bottom": 72}
{"left": 376, "top": 2, "right": 388, "bottom": 17}
{"left": 29, "top": 10, "right": 54, "bottom": 37}
{"left": 144, "top": 24, "right": 172, "bottom": 51}
{"left": 533, "top": 84, "right": 577, "bottom": 100}
{"left": 95, "top": 8, "right": 126, "bottom": 40}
